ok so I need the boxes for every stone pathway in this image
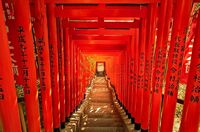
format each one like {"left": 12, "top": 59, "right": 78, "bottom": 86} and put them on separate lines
{"left": 64, "top": 77, "right": 136, "bottom": 132}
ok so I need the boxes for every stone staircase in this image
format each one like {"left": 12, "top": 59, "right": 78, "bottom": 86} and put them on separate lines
{"left": 64, "top": 77, "right": 136, "bottom": 132}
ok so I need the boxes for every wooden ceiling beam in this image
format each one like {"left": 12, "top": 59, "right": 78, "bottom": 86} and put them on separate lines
{"left": 65, "top": 20, "right": 140, "bottom": 28}
{"left": 70, "top": 29, "right": 135, "bottom": 35}
{"left": 73, "top": 40, "right": 128, "bottom": 45}
{"left": 56, "top": 6, "right": 147, "bottom": 18}
{"left": 72, "top": 35, "right": 131, "bottom": 40}
{"left": 78, "top": 44, "right": 126, "bottom": 50}
{"left": 52, "top": 0, "right": 159, "bottom": 4}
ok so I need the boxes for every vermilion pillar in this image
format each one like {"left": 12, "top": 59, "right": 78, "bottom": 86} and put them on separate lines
{"left": 124, "top": 51, "right": 127, "bottom": 109}
{"left": 13, "top": 0, "right": 41, "bottom": 131}
{"left": 74, "top": 45, "right": 78, "bottom": 108}
{"left": 0, "top": 1, "right": 22, "bottom": 131}
{"left": 57, "top": 18, "right": 66, "bottom": 128}
{"left": 33, "top": 0, "right": 54, "bottom": 131}
{"left": 127, "top": 41, "right": 132, "bottom": 114}
{"left": 130, "top": 30, "right": 137, "bottom": 120}
{"left": 2, "top": 0, "right": 24, "bottom": 85}
{"left": 160, "top": 0, "right": 193, "bottom": 131}
{"left": 141, "top": 2, "right": 157, "bottom": 131}
{"left": 179, "top": 11, "right": 200, "bottom": 132}
{"left": 70, "top": 36, "right": 74, "bottom": 113}
{"left": 64, "top": 27, "right": 71, "bottom": 121}
{"left": 132, "top": 29, "right": 139, "bottom": 119}
{"left": 47, "top": 2, "right": 60, "bottom": 130}
{"left": 149, "top": 0, "right": 172, "bottom": 131}
{"left": 129, "top": 34, "right": 135, "bottom": 120}
{"left": 135, "top": 17, "right": 146, "bottom": 130}
{"left": 121, "top": 52, "right": 126, "bottom": 105}
{"left": 77, "top": 48, "right": 81, "bottom": 104}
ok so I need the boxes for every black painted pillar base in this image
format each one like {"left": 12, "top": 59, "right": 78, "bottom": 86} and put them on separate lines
{"left": 119, "top": 102, "right": 122, "bottom": 107}
{"left": 65, "top": 117, "right": 70, "bottom": 122}
{"left": 70, "top": 112, "right": 73, "bottom": 117}
{"left": 141, "top": 129, "right": 148, "bottom": 132}
{"left": 54, "top": 128, "right": 60, "bottom": 132}
{"left": 128, "top": 112, "right": 132, "bottom": 118}
{"left": 75, "top": 106, "right": 79, "bottom": 111}
{"left": 135, "top": 123, "right": 141, "bottom": 130}
{"left": 131, "top": 117, "right": 135, "bottom": 124}
{"left": 61, "top": 122, "right": 65, "bottom": 129}
{"left": 124, "top": 108, "right": 128, "bottom": 114}
{"left": 122, "top": 105, "right": 126, "bottom": 110}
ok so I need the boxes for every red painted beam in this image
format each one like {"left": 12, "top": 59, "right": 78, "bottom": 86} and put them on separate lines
{"left": 51, "top": 0, "right": 159, "bottom": 4}
{"left": 31, "top": 0, "right": 200, "bottom": 4}
{"left": 82, "top": 51, "right": 122, "bottom": 55}
{"left": 73, "top": 40, "right": 128, "bottom": 45}
{"left": 81, "top": 49, "right": 123, "bottom": 52}
{"left": 70, "top": 29, "right": 135, "bottom": 35}
{"left": 78, "top": 44, "right": 126, "bottom": 50}
{"left": 56, "top": 6, "right": 147, "bottom": 18}
{"left": 65, "top": 20, "right": 140, "bottom": 28}
{"left": 72, "top": 35, "right": 131, "bottom": 40}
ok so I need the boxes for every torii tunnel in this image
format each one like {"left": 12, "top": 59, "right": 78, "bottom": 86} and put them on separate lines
{"left": 0, "top": 0, "right": 200, "bottom": 132}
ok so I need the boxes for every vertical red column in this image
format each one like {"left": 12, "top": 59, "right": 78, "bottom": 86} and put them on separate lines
{"left": 77, "top": 48, "right": 81, "bottom": 104}
{"left": 149, "top": 0, "right": 172, "bottom": 131}
{"left": 135, "top": 17, "right": 147, "bottom": 130}
{"left": 160, "top": 0, "right": 193, "bottom": 131}
{"left": 132, "top": 29, "right": 139, "bottom": 123}
{"left": 0, "top": 1, "right": 22, "bottom": 131}
{"left": 64, "top": 27, "right": 71, "bottom": 121}
{"left": 127, "top": 41, "right": 132, "bottom": 115}
{"left": 180, "top": 11, "right": 200, "bottom": 132}
{"left": 121, "top": 54, "right": 124, "bottom": 104}
{"left": 57, "top": 18, "right": 66, "bottom": 128}
{"left": 2, "top": 0, "right": 24, "bottom": 85}
{"left": 47, "top": 2, "right": 60, "bottom": 130}
{"left": 74, "top": 45, "right": 78, "bottom": 108}
{"left": 124, "top": 51, "right": 128, "bottom": 109}
{"left": 122, "top": 52, "right": 126, "bottom": 106}
{"left": 13, "top": 0, "right": 41, "bottom": 131}
{"left": 129, "top": 35, "right": 134, "bottom": 119}
{"left": 33, "top": 0, "right": 53, "bottom": 131}
{"left": 70, "top": 38, "right": 74, "bottom": 113}
{"left": 141, "top": 2, "right": 157, "bottom": 131}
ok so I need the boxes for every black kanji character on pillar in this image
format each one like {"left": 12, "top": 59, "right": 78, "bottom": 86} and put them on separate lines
{"left": 18, "top": 26, "right": 24, "bottom": 33}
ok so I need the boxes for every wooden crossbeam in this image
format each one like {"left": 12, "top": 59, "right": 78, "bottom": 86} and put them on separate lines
{"left": 70, "top": 28, "right": 135, "bottom": 35}
{"left": 56, "top": 6, "right": 147, "bottom": 18}
{"left": 72, "top": 35, "right": 131, "bottom": 40}
{"left": 52, "top": 0, "right": 159, "bottom": 4}
{"left": 73, "top": 40, "right": 128, "bottom": 45}
{"left": 78, "top": 44, "right": 126, "bottom": 50}
{"left": 64, "top": 20, "right": 140, "bottom": 28}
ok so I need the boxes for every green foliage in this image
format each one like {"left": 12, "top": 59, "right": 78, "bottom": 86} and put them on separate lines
{"left": 15, "top": 84, "right": 24, "bottom": 98}
{"left": 193, "top": 3, "right": 200, "bottom": 15}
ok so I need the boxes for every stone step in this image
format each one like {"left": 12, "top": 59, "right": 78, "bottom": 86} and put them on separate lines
{"left": 88, "top": 98, "right": 113, "bottom": 103}
{"left": 80, "top": 126, "right": 125, "bottom": 132}
{"left": 86, "top": 113, "right": 120, "bottom": 118}
{"left": 81, "top": 118, "right": 124, "bottom": 127}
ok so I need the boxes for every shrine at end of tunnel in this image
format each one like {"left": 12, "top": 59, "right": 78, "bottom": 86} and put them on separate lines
{"left": 0, "top": 0, "right": 200, "bottom": 132}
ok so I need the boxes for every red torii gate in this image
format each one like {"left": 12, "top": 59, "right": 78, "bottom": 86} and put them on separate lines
{"left": 0, "top": 0, "right": 200, "bottom": 132}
